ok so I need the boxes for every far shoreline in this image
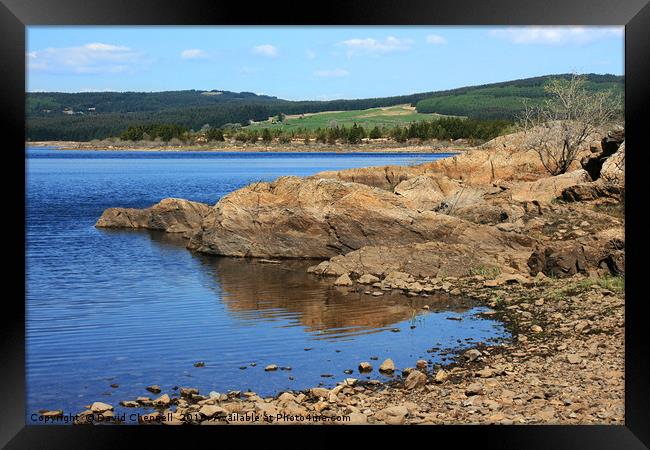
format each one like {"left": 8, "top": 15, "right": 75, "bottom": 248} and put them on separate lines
{"left": 26, "top": 140, "right": 470, "bottom": 154}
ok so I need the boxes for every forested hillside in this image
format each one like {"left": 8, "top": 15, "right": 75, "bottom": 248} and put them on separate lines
{"left": 26, "top": 74, "right": 623, "bottom": 141}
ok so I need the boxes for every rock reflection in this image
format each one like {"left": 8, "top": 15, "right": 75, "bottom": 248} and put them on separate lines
{"left": 192, "top": 253, "right": 476, "bottom": 340}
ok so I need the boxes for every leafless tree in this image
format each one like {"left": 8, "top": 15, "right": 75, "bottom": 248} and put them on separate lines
{"left": 519, "top": 74, "right": 622, "bottom": 175}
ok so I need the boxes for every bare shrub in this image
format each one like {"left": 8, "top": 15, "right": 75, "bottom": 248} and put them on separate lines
{"left": 519, "top": 74, "right": 622, "bottom": 175}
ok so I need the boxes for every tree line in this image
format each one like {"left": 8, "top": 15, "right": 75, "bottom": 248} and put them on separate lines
{"left": 115, "top": 117, "right": 513, "bottom": 145}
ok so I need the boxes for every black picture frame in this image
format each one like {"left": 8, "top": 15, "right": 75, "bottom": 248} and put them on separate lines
{"left": 3, "top": 0, "right": 648, "bottom": 447}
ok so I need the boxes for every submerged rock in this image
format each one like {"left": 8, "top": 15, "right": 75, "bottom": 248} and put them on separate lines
{"left": 96, "top": 198, "right": 212, "bottom": 237}
{"left": 358, "top": 362, "right": 373, "bottom": 373}
{"left": 379, "top": 358, "right": 396, "bottom": 373}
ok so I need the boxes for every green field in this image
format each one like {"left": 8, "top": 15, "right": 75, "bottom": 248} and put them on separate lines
{"left": 246, "top": 105, "right": 457, "bottom": 131}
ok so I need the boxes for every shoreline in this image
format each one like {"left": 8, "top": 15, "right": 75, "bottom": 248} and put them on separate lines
{"left": 37, "top": 274, "right": 623, "bottom": 425}
{"left": 26, "top": 140, "right": 469, "bottom": 154}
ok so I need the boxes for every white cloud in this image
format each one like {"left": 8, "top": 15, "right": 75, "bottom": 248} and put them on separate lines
{"left": 27, "top": 42, "right": 144, "bottom": 74}
{"left": 426, "top": 34, "right": 446, "bottom": 44}
{"left": 489, "top": 26, "right": 623, "bottom": 45}
{"left": 180, "top": 49, "right": 208, "bottom": 59}
{"left": 341, "top": 36, "right": 413, "bottom": 57}
{"left": 314, "top": 68, "right": 349, "bottom": 78}
{"left": 252, "top": 44, "right": 278, "bottom": 58}
{"left": 305, "top": 49, "right": 316, "bottom": 60}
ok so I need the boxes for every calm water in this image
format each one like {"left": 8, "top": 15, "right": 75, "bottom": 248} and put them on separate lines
{"left": 26, "top": 148, "right": 509, "bottom": 423}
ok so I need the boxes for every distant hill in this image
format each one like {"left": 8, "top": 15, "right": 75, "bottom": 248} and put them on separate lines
{"left": 26, "top": 73, "right": 623, "bottom": 141}
{"left": 415, "top": 74, "right": 623, "bottom": 119}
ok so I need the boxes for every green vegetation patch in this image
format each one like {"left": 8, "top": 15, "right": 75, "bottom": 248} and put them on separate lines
{"left": 246, "top": 105, "right": 456, "bottom": 131}
{"left": 416, "top": 76, "right": 623, "bottom": 120}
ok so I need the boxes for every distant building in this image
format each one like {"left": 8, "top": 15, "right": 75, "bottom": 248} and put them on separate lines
{"left": 63, "top": 109, "right": 74, "bottom": 115}
{"left": 87, "top": 107, "right": 96, "bottom": 111}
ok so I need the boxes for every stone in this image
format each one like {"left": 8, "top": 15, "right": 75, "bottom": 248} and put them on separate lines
{"left": 90, "top": 402, "right": 113, "bottom": 413}
{"left": 277, "top": 392, "right": 296, "bottom": 404}
{"left": 119, "top": 400, "right": 139, "bottom": 408}
{"left": 146, "top": 385, "right": 161, "bottom": 394}
{"left": 528, "top": 243, "right": 588, "bottom": 278}
{"left": 465, "top": 383, "right": 484, "bottom": 396}
{"left": 383, "top": 271, "right": 415, "bottom": 289}
{"left": 136, "top": 396, "right": 152, "bottom": 405}
{"left": 358, "top": 362, "right": 373, "bottom": 372}
{"left": 358, "top": 274, "right": 380, "bottom": 284}
{"left": 531, "top": 325, "right": 543, "bottom": 333}
{"left": 334, "top": 273, "right": 353, "bottom": 286}
{"left": 476, "top": 368, "right": 495, "bottom": 378}
{"left": 310, "top": 387, "right": 330, "bottom": 398}
{"left": 375, "top": 405, "right": 409, "bottom": 425}
{"left": 264, "top": 364, "right": 279, "bottom": 371}
{"left": 152, "top": 394, "right": 171, "bottom": 407}
{"left": 404, "top": 370, "right": 427, "bottom": 390}
{"left": 409, "top": 281, "right": 424, "bottom": 293}
{"left": 379, "top": 358, "right": 396, "bottom": 373}
{"left": 180, "top": 387, "right": 199, "bottom": 398}
{"left": 600, "top": 142, "right": 625, "bottom": 185}
{"left": 561, "top": 181, "right": 623, "bottom": 202}
{"left": 96, "top": 198, "right": 212, "bottom": 238}
{"left": 434, "top": 369, "right": 449, "bottom": 383}
{"left": 416, "top": 359, "right": 428, "bottom": 370}
{"left": 464, "top": 349, "right": 482, "bottom": 362}
{"left": 199, "top": 405, "right": 228, "bottom": 418}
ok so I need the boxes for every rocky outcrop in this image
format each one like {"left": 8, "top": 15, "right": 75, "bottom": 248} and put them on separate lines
{"left": 580, "top": 127, "right": 625, "bottom": 181}
{"left": 313, "top": 145, "right": 549, "bottom": 190}
{"left": 393, "top": 175, "right": 462, "bottom": 211}
{"left": 527, "top": 227, "right": 624, "bottom": 278}
{"left": 561, "top": 181, "right": 624, "bottom": 203}
{"left": 561, "top": 141, "right": 625, "bottom": 203}
{"left": 186, "top": 176, "right": 532, "bottom": 259}
{"left": 308, "top": 239, "right": 532, "bottom": 280}
{"left": 96, "top": 198, "right": 212, "bottom": 237}
{"left": 311, "top": 165, "right": 423, "bottom": 191}
{"left": 600, "top": 141, "right": 625, "bottom": 185}
{"left": 95, "top": 128, "right": 624, "bottom": 279}
{"left": 510, "top": 170, "right": 591, "bottom": 204}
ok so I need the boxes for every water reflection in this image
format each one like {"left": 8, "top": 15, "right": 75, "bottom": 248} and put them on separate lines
{"left": 148, "top": 230, "right": 478, "bottom": 341}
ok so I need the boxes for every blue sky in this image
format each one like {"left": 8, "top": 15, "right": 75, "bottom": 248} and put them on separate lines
{"left": 27, "top": 26, "right": 624, "bottom": 99}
